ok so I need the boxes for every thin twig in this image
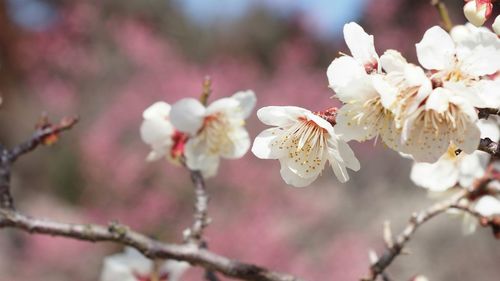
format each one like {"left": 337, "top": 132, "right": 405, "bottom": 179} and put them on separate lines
{"left": 430, "top": 0, "right": 453, "bottom": 32}
{"left": 0, "top": 116, "right": 78, "bottom": 209}
{"left": 0, "top": 209, "right": 304, "bottom": 281}
{"left": 361, "top": 189, "right": 468, "bottom": 281}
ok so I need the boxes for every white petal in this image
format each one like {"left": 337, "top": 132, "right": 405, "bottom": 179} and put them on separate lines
{"left": 306, "top": 111, "right": 335, "bottom": 136}
{"left": 170, "top": 98, "right": 206, "bottom": 135}
{"left": 493, "top": 15, "right": 500, "bottom": 35}
{"left": 416, "top": 26, "right": 455, "bottom": 70}
{"left": 101, "top": 248, "right": 152, "bottom": 281}
{"left": 329, "top": 158, "right": 350, "bottom": 183}
{"left": 279, "top": 160, "right": 318, "bottom": 187}
{"left": 163, "top": 260, "right": 190, "bottom": 281}
{"left": 206, "top": 97, "right": 240, "bottom": 117}
{"left": 372, "top": 74, "right": 398, "bottom": 110}
{"left": 222, "top": 127, "right": 250, "bottom": 159}
{"left": 330, "top": 138, "right": 360, "bottom": 172}
{"left": 475, "top": 196, "right": 500, "bottom": 216}
{"left": 457, "top": 151, "right": 488, "bottom": 187}
{"left": 425, "top": 88, "right": 450, "bottom": 113}
{"left": 343, "top": 22, "right": 379, "bottom": 66}
{"left": 327, "top": 56, "right": 376, "bottom": 103}
{"left": 410, "top": 158, "right": 459, "bottom": 191}
{"left": 256, "top": 106, "right": 308, "bottom": 127}
{"left": 231, "top": 90, "right": 257, "bottom": 119}
{"left": 335, "top": 103, "right": 378, "bottom": 142}
{"left": 143, "top": 102, "right": 171, "bottom": 119}
{"left": 478, "top": 118, "right": 500, "bottom": 141}
{"left": 251, "top": 128, "right": 285, "bottom": 159}
{"left": 380, "top": 49, "right": 408, "bottom": 73}
{"left": 184, "top": 139, "right": 220, "bottom": 178}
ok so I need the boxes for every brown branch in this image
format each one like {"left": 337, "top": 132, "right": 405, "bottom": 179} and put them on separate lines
{"left": 478, "top": 138, "right": 500, "bottom": 158}
{"left": 362, "top": 189, "right": 468, "bottom": 281}
{"left": 0, "top": 209, "right": 304, "bottom": 281}
{"left": 0, "top": 115, "right": 78, "bottom": 209}
{"left": 7, "top": 115, "right": 78, "bottom": 163}
{"left": 478, "top": 108, "right": 500, "bottom": 120}
{"left": 430, "top": 0, "right": 453, "bottom": 32}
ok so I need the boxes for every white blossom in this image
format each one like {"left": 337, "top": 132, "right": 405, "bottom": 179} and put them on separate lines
{"left": 410, "top": 118, "right": 499, "bottom": 191}
{"left": 170, "top": 90, "right": 256, "bottom": 178}
{"left": 251, "top": 106, "right": 360, "bottom": 187}
{"left": 327, "top": 23, "right": 405, "bottom": 150}
{"left": 395, "top": 25, "right": 500, "bottom": 162}
{"left": 463, "top": 0, "right": 492, "bottom": 27}
{"left": 100, "top": 247, "right": 189, "bottom": 281}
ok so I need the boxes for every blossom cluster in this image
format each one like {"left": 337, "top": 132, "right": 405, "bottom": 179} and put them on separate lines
{"left": 139, "top": 15, "right": 500, "bottom": 239}
{"left": 328, "top": 21, "right": 500, "bottom": 231}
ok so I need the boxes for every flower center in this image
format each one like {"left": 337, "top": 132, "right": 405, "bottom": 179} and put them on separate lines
{"left": 415, "top": 103, "right": 467, "bottom": 137}
{"left": 273, "top": 117, "right": 328, "bottom": 174}
{"left": 199, "top": 113, "right": 234, "bottom": 155}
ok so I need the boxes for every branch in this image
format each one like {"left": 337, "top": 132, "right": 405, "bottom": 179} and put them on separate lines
{"left": 430, "top": 0, "right": 453, "bottom": 32}
{"left": 184, "top": 170, "right": 211, "bottom": 243}
{"left": 0, "top": 115, "right": 78, "bottom": 209}
{"left": 185, "top": 169, "right": 220, "bottom": 281}
{"left": 362, "top": 189, "right": 468, "bottom": 281}
{"left": 478, "top": 138, "right": 500, "bottom": 158}
{"left": 0, "top": 209, "right": 304, "bottom": 281}
{"left": 7, "top": 115, "right": 78, "bottom": 163}
{"left": 478, "top": 108, "right": 500, "bottom": 120}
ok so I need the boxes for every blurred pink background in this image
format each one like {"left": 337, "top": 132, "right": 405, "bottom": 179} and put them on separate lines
{"left": 0, "top": 0, "right": 499, "bottom": 280}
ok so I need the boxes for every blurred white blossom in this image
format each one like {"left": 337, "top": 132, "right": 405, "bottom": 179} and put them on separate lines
{"left": 141, "top": 102, "right": 183, "bottom": 163}
{"left": 170, "top": 90, "right": 256, "bottom": 178}
{"left": 251, "top": 106, "right": 360, "bottom": 187}
{"left": 100, "top": 247, "right": 189, "bottom": 281}
{"left": 463, "top": 0, "right": 493, "bottom": 27}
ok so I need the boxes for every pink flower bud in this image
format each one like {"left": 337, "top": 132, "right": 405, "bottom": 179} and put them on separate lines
{"left": 463, "top": 0, "right": 493, "bottom": 27}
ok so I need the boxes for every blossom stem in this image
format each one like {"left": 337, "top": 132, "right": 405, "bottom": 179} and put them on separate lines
{"left": 430, "top": 0, "right": 453, "bottom": 32}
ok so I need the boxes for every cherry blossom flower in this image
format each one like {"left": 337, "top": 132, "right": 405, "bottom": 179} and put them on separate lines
{"left": 100, "top": 247, "right": 189, "bottom": 281}
{"left": 140, "top": 102, "right": 186, "bottom": 164}
{"left": 416, "top": 25, "right": 500, "bottom": 99}
{"left": 395, "top": 25, "right": 500, "bottom": 162}
{"left": 410, "top": 119, "right": 499, "bottom": 191}
{"left": 170, "top": 90, "right": 256, "bottom": 178}
{"left": 327, "top": 22, "right": 404, "bottom": 150}
{"left": 251, "top": 106, "right": 360, "bottom": 187}
{"left": 463, "top": 0, "right": 493, "bottom": 27}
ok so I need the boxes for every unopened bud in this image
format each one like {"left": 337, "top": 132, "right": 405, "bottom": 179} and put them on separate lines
{"left": 463, "top": 0, "right": 492, "bottom": 27}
